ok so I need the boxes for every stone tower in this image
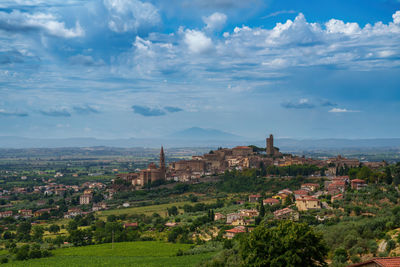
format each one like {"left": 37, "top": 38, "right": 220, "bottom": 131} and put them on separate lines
{"left": 160, "top": 146, "right": 166, "bottom": 179}
{"left": 266, "top": 134, "right": 274, "bottom": 156}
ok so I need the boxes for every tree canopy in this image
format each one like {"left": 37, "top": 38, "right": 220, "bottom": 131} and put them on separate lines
{"left": 240, "top": 220, "right": 328, "bottom": 267}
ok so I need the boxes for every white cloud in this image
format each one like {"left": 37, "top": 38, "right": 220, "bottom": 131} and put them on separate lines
{"left": 393, "top": 11, "right": 400, "bottom": 24}
{"left": 329, "top": 108, "right": 359, "bottom": 113}
{"left": 0, "top": 10, "right": 84, "bottom": 38}
{"left": 184, "top": 29, "right": 213, "bottom": 53}
{"left": 103, "top": 0, "right": 160, "bottom": 33}
{"left": 203, "top": 12, "right": 227, "bottom": 31}
{"left": 325, "top": 19, "right": 361, "bottom": 35}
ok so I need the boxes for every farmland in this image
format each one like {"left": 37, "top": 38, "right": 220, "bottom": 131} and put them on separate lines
{"left": 2, "top": 241, "right": 215, "bottom": 267}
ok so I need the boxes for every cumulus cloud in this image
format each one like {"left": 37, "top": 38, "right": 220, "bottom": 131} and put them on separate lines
{"left": 40, "top": 108, "right": 71, "bottom": 117}
{"left": 132, "top": 105, "right": 166, "bottom": 116}
{"left": 281, "top": 98, "right": 315, "bottom": 109}
{"left": 132, "top": 105, "right": 183, "bottom": 116}
{"left": 0, "top": 109, "right": 28, "bottom": 117}
{"left": 103, "top": 0, "right": 160, "bottom": 33}
{"left": 203, "top": 12, "right": 227, "bottom": 31}
{"left": 73, "top": 105, "right": 100, "bottom": 115}
{"left": 0, "top": 10, "right": 84, "bottom": 38}
{"left": 329, "top": 108, "right": 359, "bottom": 113}
{"left": 184, "top": 29, "right": 213, "bottom": 53}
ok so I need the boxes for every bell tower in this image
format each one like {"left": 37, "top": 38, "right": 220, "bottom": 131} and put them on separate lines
{"left": 160, "top": 146, "right": 166, "bottom": 179}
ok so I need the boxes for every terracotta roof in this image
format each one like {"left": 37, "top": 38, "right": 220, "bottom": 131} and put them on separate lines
{"left": 348, "top": 257, "right": 400, "bottom": 267}
{"left": 249, "top": 194, "right": 262, "bottom": 198}
{"left": 351, "top": 179, "right": 366, "bottom": 183}
{"left": 263, "top": 198, "right": 279, "bottom": 204}
{"left": 234, "top": 146, "right": 251, "bottom": 149}
{"left": 226, "top": 228, "right": 246, "bottom": 233}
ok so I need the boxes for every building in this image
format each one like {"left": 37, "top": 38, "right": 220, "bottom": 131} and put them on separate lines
{"left": 80, "top": 194, "right": 92, "bottom": 205}
{"left": 225, "top": 226, "right": 246, "bottom": 239}
{"left": 214, "top": 213, "right": 225, "bottom": 221}
{"left": 351, "top": 179, "right": 367, "bottom": 190}
{"left": 239, "top": 209, "right": 259, "bottom": 217}
{"left": 226, "top": 213, "right": 241, "bottom": 224}
{"left": 274, "top": 208, "right": 299, "bottom": 221}
{"left": 18, "top": 209, "right": 32, "bottom": 217}
{"left": 123, "top": 222, "right": 138, "bottom": 229}
{"left": 296, "top": 196, "right": 321, "bottom": 211}
{"left": 263, "top": 198, "right": 280, "bottom": 206}
{"left": 64, "top": 208, "right": 82, "bottom": 218}
{"left": 293, "top": 189, "right": 309, "bottom": 199}
{"left": 232, "top": 146, "right": 253, "bottom": 157}
{"left": 266, "top": 134, "right": 281, "bottom": 157}
{"left": 301, "top": 183, "right": 320, "bottom": 192}
{"left": 348, "top": 257, "right": 400, "bottom": 267}
{"left": 248, "top": 194, "right": 262, "bottom": 203}
{"left": 331, "top": 194, "right": 344, "bottom": 202}
{"left": 0, "top": 211, "right": 12, "bottom": 218}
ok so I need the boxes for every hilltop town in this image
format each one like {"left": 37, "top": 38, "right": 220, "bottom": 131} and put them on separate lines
{"left": 116, "top": 134, "right": 383, "bottom": 188}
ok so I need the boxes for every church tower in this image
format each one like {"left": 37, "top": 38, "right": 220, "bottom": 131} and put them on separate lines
{"left": 266, "top": 134, "right": 274, "bottom": 156}
{"left": 160, "top": 146, "right": 166, "bottom": 179}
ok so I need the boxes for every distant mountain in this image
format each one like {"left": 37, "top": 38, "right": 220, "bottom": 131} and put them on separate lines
{"left": 0, "top": 135, "right": 399, "bottom": 150}
{"left": 168, "top": 127, "right": 244, "bottom": 141}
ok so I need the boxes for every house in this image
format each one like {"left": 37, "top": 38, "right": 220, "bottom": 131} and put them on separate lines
{"left": 0, "top": 211, "right": 12, "bottom": 218}
{"left": 18, "top": 209, "right": 32, "bottom": 217}
{"left": 92, "top": 202, "right": 107, "bottom": 211}
{"left": 348, "top": 257, "right": 400, "bottom": 267}
{"left": 296, "top": 197, "right": 321, "bottom": 211}
{"left": 263, "top": 198, "right": 280, "bottom": 206}
{"left": 351, "top": 179, "right": 367, "bottom": 190}
{"left": 331, "top": 193, "right": 344, "bottom": 202}
{"left": 79, "top": 194, "right": 92, "bottom": 205}
{"left": 248, "top": 194, "right": 262, "bottom": 203}
{"left": 225, "top": 226, "right": 246, "bottom": 239}
{"left": 64, "top": 208, "right": 82, "bottom": 218}
{"left": 226, "top": 213, "right": 241, "bottom": 224}
{"left": 301, "top": 183, "right": 320, "bottom": 192}
{"left": 239, "top": 209, "right": 259, "bottom": 218}
{"left": 327, "top": 181, "right": 346, "bottom": 195}
{"left": 124, "top": 222, "right": 138, "bottom": 229}
{"left": 274, "top": 208, "right": 299, "bottom": 221}
{"left": 273, "top": 193, "right": 289, "bottom": 200}
{"left": 165, "top": 222, "right": 178, "bottom": 227}
{"left": 34, "top": 208, "right": 52, "bottom": 217}
{"left": 293, "top": 189, "right": 309, "bottom": 199}
{"left": 214, "top": 213, "right": 225, "bottom": 221}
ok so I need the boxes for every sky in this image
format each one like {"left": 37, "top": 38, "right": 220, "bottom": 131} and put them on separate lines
{"left": 0, "top": 0, "right": 400, "bottom": 140}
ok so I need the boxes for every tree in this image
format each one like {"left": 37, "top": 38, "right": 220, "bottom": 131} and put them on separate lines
{"left": 17, "top": 221, "right": 31, "bottom": 241}
{"left": 240, "top": 220, "right": 328, "bottom": 267}
{"left": 167, "top": 206, "right": 179, "bottom": 216}
{"left": 259, "top": 202, "right": 265, "bottom": 217}
{"left": 32, "top": 226, "right": 44, "bottom": 242}
{"left": 333, "top": 247, "right": 348, "bottom": 264}
{"left": 49, "top": 224, "right": 60, "bottom": 235}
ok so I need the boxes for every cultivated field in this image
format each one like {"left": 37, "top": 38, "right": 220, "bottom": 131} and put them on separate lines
{"left": 3, "top": 241, "right": 215, "bottom": 266}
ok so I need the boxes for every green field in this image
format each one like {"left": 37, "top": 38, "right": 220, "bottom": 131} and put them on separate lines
{"left": 98, "top": 200, "right": 213, "bottom": 218}
{"left": 3, "top": 241, "right": 215, "bottom": 266}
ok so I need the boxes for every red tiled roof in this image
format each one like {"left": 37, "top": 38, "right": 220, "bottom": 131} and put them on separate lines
{"left": 226, "top": 228, "right": 246, "bottom": 233}
{"left": 234, "top": 146, "right": 251, "bottom": 149}
{"left": 348, "top": 257, "right": 400, "bottom": 267}
{"left": 351, "top": 179, "right": 366, "bottom": 183}
{"left": 249, "top": 194, "right": 262, "bottom": 198}
{"left": 263, "top": 198, "right": 279, "bottom": 204}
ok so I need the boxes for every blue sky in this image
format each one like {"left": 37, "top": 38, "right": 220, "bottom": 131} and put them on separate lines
{"left": 0, "top": 0, "right": 400, "bottom": 140}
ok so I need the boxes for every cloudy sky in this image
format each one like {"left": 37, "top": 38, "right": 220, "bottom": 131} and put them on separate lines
{"left": 1, "top": 0, "right": 400, "bottom": 140}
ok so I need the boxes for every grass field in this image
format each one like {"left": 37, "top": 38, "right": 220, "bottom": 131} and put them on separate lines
{"left": 97, "top": 200, "right": 213, "bottom": 218}
{"left": 3, "top": 241, "right": 215, "bottom": 266}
